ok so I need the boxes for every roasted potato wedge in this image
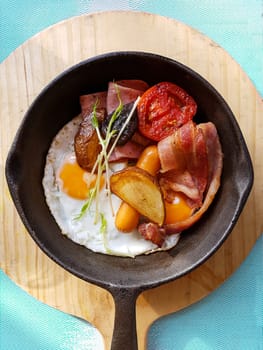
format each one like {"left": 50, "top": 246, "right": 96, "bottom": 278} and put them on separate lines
{"left": 110, "top": 166, "right": 164, "bottom": 225}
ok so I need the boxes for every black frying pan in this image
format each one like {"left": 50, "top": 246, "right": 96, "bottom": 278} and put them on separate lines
{"left": 5, "top": 52, "right": 253, "bottom": 349}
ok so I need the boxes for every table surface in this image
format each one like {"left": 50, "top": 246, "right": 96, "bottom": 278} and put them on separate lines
{"left": 0, "top": 1, "right": 262, "bottom": 350}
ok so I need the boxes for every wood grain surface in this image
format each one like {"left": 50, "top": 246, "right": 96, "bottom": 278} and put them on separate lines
{"left": 0, "top": 11, "right": 262, "bottom": 350}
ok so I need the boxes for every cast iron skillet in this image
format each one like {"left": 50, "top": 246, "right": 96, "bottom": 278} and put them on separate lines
{"left": 5, "top": 52, "right": 253, "bottom": 349}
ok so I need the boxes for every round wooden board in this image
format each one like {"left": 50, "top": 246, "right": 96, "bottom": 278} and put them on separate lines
{"left": 0, "top": 11, "right": 262, "bottom": 350}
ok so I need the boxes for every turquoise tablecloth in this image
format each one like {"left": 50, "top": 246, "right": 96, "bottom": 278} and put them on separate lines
{"left": 1, "top": 1, "right": 262, "bottom": 349}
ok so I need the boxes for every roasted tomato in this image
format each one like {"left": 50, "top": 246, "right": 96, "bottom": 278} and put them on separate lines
{"left": 137, "top": 82, "right": 197, "bottom": 141}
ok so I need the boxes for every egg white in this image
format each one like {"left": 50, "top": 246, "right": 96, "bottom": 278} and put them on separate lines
{"left": 42, "top": 115, "right": 180, "bottom": 257}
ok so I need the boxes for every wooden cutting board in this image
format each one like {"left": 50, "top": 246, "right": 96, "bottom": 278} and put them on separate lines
{"left": 0, "top": 11, "right": 262, "bottom": 350}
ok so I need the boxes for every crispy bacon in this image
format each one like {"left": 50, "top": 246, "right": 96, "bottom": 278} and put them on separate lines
{"left": 138, "top": 222, "right": 165, "bottom": 247}
{"left": 158, "top": 121, "right": 208, "bottom": 207}
{"left": 160, "top": 170, "right": 200, "bottom": 207}
{"left": 79, "top": 80, "right": 148, "bottom": 117}
{"left": 80, "top": 91, "right": 107, "bottom": 117}
{"left": 107, "top": 80, "right": 149, "bottom": 114}
{"left": 109, "top": 140, "right": 144, "bottom": 162}
{"left": 164, "top": 122, "right": 223, "bottom": 234}
{"left": 116, "top": 80, "right": 149, "bottom": 91}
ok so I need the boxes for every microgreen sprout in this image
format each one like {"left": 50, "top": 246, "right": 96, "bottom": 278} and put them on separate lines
{"left": 100, "top": 212, "right": 107, "bottom": 234}
{"left": 91, "top": 90, "right": 124, "bottom": 220}
{"left": 74, "top": 187, "right": 96, "bottom": 220}
{"left": 107, "top": 96, "right": 140, "bottom": 159}
{"left": 76, "top": 85, "right": 140, "bottom": 238}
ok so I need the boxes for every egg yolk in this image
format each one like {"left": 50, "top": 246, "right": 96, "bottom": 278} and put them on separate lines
{"left": 59, "top": 161, "right": 104, "bottom": 200}
{"left": 164, "top": 193, "right": 193, "bottom": 224}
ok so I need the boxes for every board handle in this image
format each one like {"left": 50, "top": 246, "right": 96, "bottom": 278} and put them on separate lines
{"left": 109, "top": 287, "right": 140, "bottom": 350}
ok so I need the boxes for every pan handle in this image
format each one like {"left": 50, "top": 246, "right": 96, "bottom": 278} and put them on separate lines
{"left": 109, "top": 287, "right": 140, "bottom": 350}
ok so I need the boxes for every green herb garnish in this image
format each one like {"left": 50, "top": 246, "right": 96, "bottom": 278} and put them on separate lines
{"left": 76, "top": 86, "right": 140, "bottom": 233}
{"left": 100, "top": 212, "right": 107, "bottom": 234}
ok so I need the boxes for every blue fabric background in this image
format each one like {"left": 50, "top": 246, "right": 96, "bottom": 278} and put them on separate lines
{"left": 0, "top": 1, "right": 262, "bottom": 349}
{"left": 1, "top": 1, "right": 262, "bottom": 96}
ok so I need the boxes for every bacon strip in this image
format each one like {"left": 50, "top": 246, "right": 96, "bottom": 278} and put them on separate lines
{"left": 160, "top": 170, "right": 200, "bottom": 206}
{"left": 80, "top": 91, "right": 107, "bottom": 117}
{"left": 107, "top": 80, "right": 148, "bottom": 114}
{"left": 116, "top": 80, "right": 149, "bottom": 91}
{"left": 138, "top": 222, "right": 165, "bottom": 247}
{"left": 158, "top": 121, "right": 208, "bottom": 207}
{"left": 164, "top": 122, "right": 223, "bottom": 234}
{"left": 109, "top": 141, "right": 144, "bottom": 162}
{"left": 79, "top": 80, "right": 148, "bottom": 117}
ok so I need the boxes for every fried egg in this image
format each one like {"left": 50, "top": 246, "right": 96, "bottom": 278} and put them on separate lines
{"left": 42, "top": 116, "right": 180, "bottom": 257}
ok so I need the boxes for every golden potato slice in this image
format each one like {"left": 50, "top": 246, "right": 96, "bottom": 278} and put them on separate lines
{"left": 110, "top": 166, "right": 164, "bottom": 225}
